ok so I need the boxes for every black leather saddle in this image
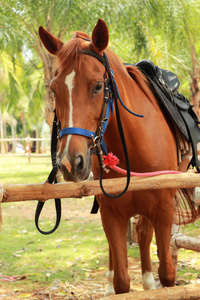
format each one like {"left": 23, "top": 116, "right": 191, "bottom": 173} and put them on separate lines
{"left": 136, "top": 59, "right": 180, "bottom": 92}
{"left": 135, "top": 59, "right": 200, "bottom": 172}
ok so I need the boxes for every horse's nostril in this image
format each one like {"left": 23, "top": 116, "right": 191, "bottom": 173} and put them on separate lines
{"left": 75, "top": 155, "right": 84, "bottom": 173}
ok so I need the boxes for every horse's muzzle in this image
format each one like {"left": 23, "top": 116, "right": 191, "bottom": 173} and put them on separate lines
{"left": 57, "top": 153, "right": 91, "bottom": 182}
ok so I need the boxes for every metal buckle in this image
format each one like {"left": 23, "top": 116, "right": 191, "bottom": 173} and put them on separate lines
{"left": 91, "top": 134, "right": 100, "bottom": 148}
{"left": 91, "top": 134, "right": 109, "bottom": 173}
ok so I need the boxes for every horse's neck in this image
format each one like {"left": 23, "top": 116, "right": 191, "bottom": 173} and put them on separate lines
{"left": 104, "top": 68, "right": 139, "bottom": 161}
{"left": 104, "top": 58, "right": 164, "bottom": 157}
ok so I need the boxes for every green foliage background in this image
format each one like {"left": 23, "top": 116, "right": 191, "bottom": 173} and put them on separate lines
{"left": 0, "top": 0, "right": 200, "bottom": 128}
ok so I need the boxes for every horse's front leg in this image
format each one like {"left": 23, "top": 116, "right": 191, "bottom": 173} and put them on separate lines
{"left": 101, "top": 207, "right": 130, "bottom": 295}
{"left": 105, "top": 247, "right": 115, "bottom": 296}
{"left": 136, "top": 216, "right": 156, "bottom": 290}
{"left": 153, "top": 194, "right": 176, "bottom": 287}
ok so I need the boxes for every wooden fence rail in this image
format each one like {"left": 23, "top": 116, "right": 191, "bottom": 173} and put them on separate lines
{"left": 0, "top": 137, "right": 50, "bottom": 162}
{"left": 98, "top": 283, "right": 200, "bottom": 300}
{"left": 1, "top": 171, "right": 200, "bottom": 299}
{"left": 1, "top": 171, "right": 200, "bottom": 203}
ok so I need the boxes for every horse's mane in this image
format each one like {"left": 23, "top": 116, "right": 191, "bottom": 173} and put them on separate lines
{"left": 124, "top": 64, "right": 158, "bottom": 108}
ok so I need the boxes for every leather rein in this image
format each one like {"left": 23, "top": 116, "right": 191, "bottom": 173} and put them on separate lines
{"left": 35, "top": 50, "right": 143, "bottom": 234}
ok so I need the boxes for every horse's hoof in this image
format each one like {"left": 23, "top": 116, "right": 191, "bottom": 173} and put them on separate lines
{"left": 142, "top": 271, "right": 156, "bottom": 290}
{"left": 104, "top": 288, "right": 115, "bottom": 297}
{"left": 105, "top": 270, "right": 115, "bottom": 296}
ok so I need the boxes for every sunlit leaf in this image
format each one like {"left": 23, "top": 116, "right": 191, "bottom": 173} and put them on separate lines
{"left": 18, "top": 293, "right": 32, "bottom": 298}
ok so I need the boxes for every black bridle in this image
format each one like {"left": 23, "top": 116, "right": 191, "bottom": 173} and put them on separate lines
{"left": 35, "top": 49, "right": 143, "bottom": 234}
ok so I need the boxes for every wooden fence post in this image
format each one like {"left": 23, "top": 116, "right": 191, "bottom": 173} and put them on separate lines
{"left": 171, "top": 223, "right": 180, "bottom": 278}
{"left": 26, "top": 134, "right": 31, "bottom": 163}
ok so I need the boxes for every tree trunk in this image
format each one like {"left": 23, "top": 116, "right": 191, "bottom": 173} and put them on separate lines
{"left": 11, "top": 119, "right": 16, "bottom": 153}
{"left": 3, "top": 121, "right": 8, "bottom": 153}
{"left": 43, "top": 53, "right": 56, "bottom": 128}
{"left": 0, "top": 109, "right": 6, "bottom": 154}
{"left": 190, "top": 76, "right": 200, "bottom": 118}
{"left": 36, "top": 123, "right": 41, "bottom": 154}
{"left": 189, "top": 45, "right": 200, "bottom": 118}
{"left": 20, "top": 109, "right": 27, "bottom": 145}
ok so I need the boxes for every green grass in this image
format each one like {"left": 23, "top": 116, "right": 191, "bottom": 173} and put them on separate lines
{"left": 0, "top": 156, "right": 200, "bottom": 295}
{"left": 0, "top": 156, "right": 52, "bottom": 184}
{"left": 1, "top": 212, "right": 108, "bottom": 291}
{"left": 0, "top": 156, "right": 109, "bottom": 294}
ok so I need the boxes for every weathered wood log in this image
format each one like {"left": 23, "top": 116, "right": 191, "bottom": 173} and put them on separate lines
{"left": 1, "top": 171, "right": 200, "bottom": 203}
{"left": 98, "top": 284, "right": 200, "bottom": 300}
{"left": 172, "top": 234, "right": 200, "bottom": 252}
{"left": 171, "top": 232, "right": 200, "bottom": 279}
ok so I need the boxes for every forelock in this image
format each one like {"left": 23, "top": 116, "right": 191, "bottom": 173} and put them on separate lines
{"left": 55, "top": 33, "right": 90, "bottom": 74}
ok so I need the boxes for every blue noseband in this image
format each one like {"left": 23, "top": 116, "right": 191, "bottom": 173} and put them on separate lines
{"left": 59, "top": 127, "right": 96, "bottom": 140}
{"left": 58, "top": 94, "right": 113, "bottom": 154}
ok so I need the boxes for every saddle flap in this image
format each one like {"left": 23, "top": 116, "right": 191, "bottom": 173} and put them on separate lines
{"left": 174, "top": 96, "right": 191, "bottom": 111}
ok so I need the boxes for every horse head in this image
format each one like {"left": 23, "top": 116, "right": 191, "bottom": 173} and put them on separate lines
{"left": 39, "top": 19, "right": 109, "bottom": 182}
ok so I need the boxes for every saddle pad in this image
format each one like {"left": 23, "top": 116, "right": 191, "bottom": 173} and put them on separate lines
{"left": 125, "top": 63, "right": 189, "bottom": 142}
{"left": 148, "top": 77, "right": 189, "bottom": 141}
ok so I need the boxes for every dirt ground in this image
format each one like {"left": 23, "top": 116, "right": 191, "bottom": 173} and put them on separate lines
{"left": 0, "top": 256, "right": 146, "bottom": 300}
{"left": 0, "top": 197, "right": 149, "bottom": 299}
{"left": 1, "top": 197, "right": 200, "bottom": 299}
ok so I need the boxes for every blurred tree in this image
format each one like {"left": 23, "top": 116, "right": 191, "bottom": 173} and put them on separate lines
{"left": 0, "top": 0, "right": 130, "bottom": 126}
{"left": 0, "top": 51, "right": 21, "bottom": 153}
{"left": 121, "top": 0, "right": 200, "bottom": 115}
{"left": 0, "top": 0, "right": 200, "bottom": 124}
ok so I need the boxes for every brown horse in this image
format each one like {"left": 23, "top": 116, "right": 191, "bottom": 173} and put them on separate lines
{"left": 38, "top": 19, "right": 192, "bottom": 295}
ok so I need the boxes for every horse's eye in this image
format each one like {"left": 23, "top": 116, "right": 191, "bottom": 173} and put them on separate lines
{"left": 50, "top": 88, "right": 55, "bottom": 97}
{"left": 92, "top": 82, "right": 103, "bottom": 96}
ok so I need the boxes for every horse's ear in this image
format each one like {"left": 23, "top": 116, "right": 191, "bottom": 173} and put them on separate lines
{"left": 38, "top": 26, "right": 64, "bottom": 55}
{"left": 91, "top": 19, "right": 109, "bottom": 53}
